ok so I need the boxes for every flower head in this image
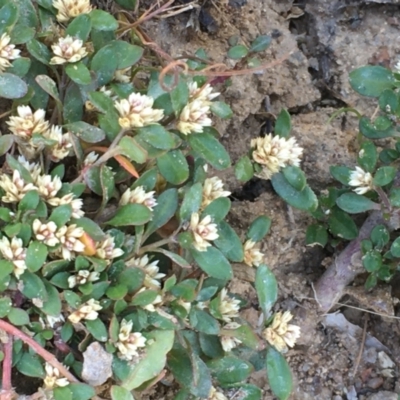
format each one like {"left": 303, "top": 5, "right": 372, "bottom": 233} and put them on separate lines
{"left": 201, "top": 177, "right": 231, "bottom": 208}
{"left": 43, "top": 363, "right": 69, "bottom": 389}
{"left": 114, "top": 93, "right": 164, "bottom": 129}
{"left": 95, "top": 235, "right": 124, "bottom": 261}
{"left": 243, "top": 240, "right": 264, "bottom": 267}
{"left": 188, "top": 82, "right": 220, "bottom": 103}
{"left": 33, "top": 219, "right": 59, "bottom": 247}
{"left": 220, "top": 322, "right": 242, "bottom": 352}
{"left": 208, "top": 387, "right": 227, "bottom": 400}
{"left": 0, "top": 33, "right": 20, "bottom": 73}
{"left": 116, "top": 319, "right": 147, "bottom": 361}
{"left": 7, "top": 106, "right": 49, "bottom": 140}
{"left": 17, "top": 156, "right": 41, "bottom": 182}
{"left": 136, "top": 287, "right": 163, "bottom": 312}
{"left": 55, "top": 224, "right": 85, "bottom": 260}
{"left": 36, "top": 174, "right": 62, "bottom": 201}
{"left": 219, "top": 289, "right": 240, "bottom": 323}
{"left": 177, "top": 99, "right": 212, "bottom": 135}
{"left": 251, "top": 134, "right": 303, "bottom": 180}
{"left": 114, "top": 67, "right": 131, "bottom": 83}
{"left": 44, "top": 125, "right": 73, "bottom": 161}
{"left": 52, "top": 0, "right": 92, "bottom": 22}
{"left": 50, "top": 36, "right": 88, "bottom": 65}
{"left": 0, "top": 170, "right": 38, "bottom": 203}
{"left": 0, "top": 237, "right": 27, "bottom": 278}
{"left": 120, "top": 186, "right": 157, "bottom": 210}
{"left": 83, "top": 151, "right": 99, "bottom": 167}
{"left": 348, "top": 166, "right": 374, "bottom": 195}
{"left": 263, "top": 311, "right": 301, "bottom": 353}
{"left": 127, "top": 255, "right": 165, "bottom": 289}
{"left": 68, "top": 270, "right": 100, "bottom": 288}
{"left": 189, "top": 213, "right": 219, "bottom": 252}
{"left": 47, "top": 194, "right": 84, "bottom": 219}
{"left": 68, "top": 298, "right": 102, "bottom": 324}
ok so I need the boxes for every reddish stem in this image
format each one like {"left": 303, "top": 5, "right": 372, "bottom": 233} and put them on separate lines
{"left": 0, "top": 319, "right": 79, "bottom": 384}
{"left": 2, "top": 334, "right": 13, "bottom": 392}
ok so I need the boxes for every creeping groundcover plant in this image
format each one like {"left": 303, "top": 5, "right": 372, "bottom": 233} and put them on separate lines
{"left": 0, "top": 0, "right": 298, "bottom": 399}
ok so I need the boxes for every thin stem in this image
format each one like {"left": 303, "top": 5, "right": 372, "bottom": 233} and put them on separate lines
{"left": 375, "top": 186, "right": 391, "bottom": 213}
{"left": 2, "top": 334, "right": 13, "bottom": 392}
{"left": 0, "top": 319, "right": 79, "bottom": 384}
{"left": 138, "top": 237, "right": 173, "bottom": 255}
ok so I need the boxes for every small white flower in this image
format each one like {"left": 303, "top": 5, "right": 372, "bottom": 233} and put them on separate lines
{"left": 0, "top": 33, "right": 21, "bottom": 73}
{"left": 263, "top": 311, "right": 301, "bottom": 353}
{"left": 0, "top": 236, "right": 27, "bottom": 278}
{"left": 55, "top": 225, "right": 85, "bottom": 260}
{"left": 95, "top": 235, "right": 124, "bottom": 261}
{"left": 189, "top": 213, "right": 219, "bottom": 252}
{"left": 44, "top": 125, "right": 73, "bottom": 162}
{"left": 114, "top": 67, "right": 131, "bottom": 83}
{"left": 83, "top": 151, "right": 99, "bottom": 167}
{"left": 68, "top": 270, "right": 100, "bottom": 288}
{"left": 127, "top": 255, "right": 165, "bottom": 289}
{"left": 17, "top": 155, "right": 41, "bottom": 182}
{"left": 68, "top": 299, "right": 102, "bottom": 324}
{"left": 0, "top": 170, "right": 38, "bottom": 203}
{"left": 114, "top": 93, "right": 164, "bottom": 129}
{"left": 208, "top": 387, "right": 227, "bottom": 400}
{"left": 348, "top": 166, "right": 374, "bottom": 195}
{"left": 36, "top": 174, "right": 62, "bottom": 201}
{"left": 50, "top": 36, "right": 88, "bottom": 65}
{"left": 43, "top": 363, "right": 69, "bottom": 389}
{"left": 188, "top": 82, "right": 220, "bottom": 103}
{"left": 119, "top": 186, "right": 157, "bottom": 210}
{"left": 52, "top": 0, "right": 92, "bottom": 22}
{"left": 219, "top": 289, "right": 240, "bottom": 323}
{"left": 47, "top": 194, "right": 84, "bottom": 219}
{"left": 220, "top": 322, "right": 242, "bottom": 352}
{"left": 116, "top": 319, "right": 147, "bottom": 361}
{"left": 201, "top": 177, "right": 231, "bottom": 208}
{"left": 7, "top": 106, "right": 49, "bottom": 140}
{"left": 177, "top": 99, "right": 212, "bottom": 135}
{"left": 243, "top": 240, "right": 264, "bottom": 267}
{"left": 33, "top": 219, "right": 59, "bottom": 247}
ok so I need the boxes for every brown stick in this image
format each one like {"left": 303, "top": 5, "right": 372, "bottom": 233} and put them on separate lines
{"left": 2, "top": 334, "right": 13, "bottom": 392}
{"left": 0, "top": 319, "right": 79, "bottom": 383}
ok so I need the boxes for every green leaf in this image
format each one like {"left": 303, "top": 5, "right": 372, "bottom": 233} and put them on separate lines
{"left": 208, "top": 356, "right": 253, "bottom": 384}
{"left": 389, "top": 188, "right": 400, "bottom": 207}
{"left": 108, "top": 204, "right": 152, "bottom": 226}
{"left": 171, "top": 78, "right": 189, "bottom": 115}
{"left": 0, "top": 73, "right": 28, "bottom": 99}
{"left": 213, "top": 221, "right": 244, "bottom": 262}
{"left": 26, "top": 241, "right": 48, "bottom": 272}
{"left": 328, "top": 207, "right": 358, "bottom": 240}
{"left": 0, "top": 2, "right": 18, "bottom": 35}
{"left": 54, "top": 387, "right": 73, "bottom": 400}
{"left": 180, "top": 182, "right": 203, "bottom": 221}
{"left": 391, "top": 237, "right": 400, "bottom": 257}
{"left": 66, "top": 121, "right": 106, "bottom": 143}
{"left": 373, "top": 166, "right": 396, "bottom": 186}
{"left": 68, "top": 383, "right": 96, "bottom": 400}
{"left": 157, "top": 150, "right": 189, "bottom": 185}
{"left": 72, "top": 217, "right": 105, "bottom": 241}
{"left": 41, "top": 281, "right": 62, "bottom": 316}
{"left": 84, "top": 165, "right": 102, "bottom": 195}
{"left": 282, "top": 165, "right": 306, "bottom": 191}
{"left": 152, "top": 248, "right": 191, "bottom": 269}
{"left": 271, "top": 173, "right": 318, "bottom": 212}
{"left": 65, "top": 14, "right": 92, "bottom": 41}
{"left": 122, "top": 330, "right": 174, "bottom": 390}
{"left": 19, "top": 190, "right": 39, "bottom": 211}
{"left": 188, "top": 133, "right": 231, "bottom": 170}
{"left": 201, "top": 197, "right": 231, "bottom": 223}
{"left": 357, "top": 141, "right": 377, "bottom": 173}
{"left": 274, "top": 109, "right": 291, "bottom": 138}
{"left": 117, "top": 268, "right": 144, "bottom": 293}
{"left": 365, "top": 273, "right": 378, "bottom": 290}
{"left": 49, "top": 204, "right": 72, "bottom": 228}
{"left": 131, "top": 289, "right": 158, "bottom": 307}
{"left": 362, "top": 250, "right": 382, "bottom": 272}
{"left": 359, "top": 116, "right": 396, "bottom": 139}
{"left": 63, "top": 82, "right": 84, "bottom": 123}
{"left": 370, "top": 224, "right": 389, "bottom": 250}
{"left": 250, "top": 35, "right": 271, "bottom": 52}
{"left": 0, "top": 297, "right": 11, "bottom": 318}
{"left": 305, "top": 224, "right": 328, "bottom": 247}
{"left": 20, "top": 271, "right": 48, "bottom": 301}
{"left": 145, "top": 188, "right": 178, "bottom": 236}
{"left": 330, "top": 165, "right": 351, "bottom": 185}
{"left": 266, "top": 347, "right": 293, "bottom": 400}
{"left": 26, "top": 39, "right": 51, "bottom": 65}
{"left": 86, "top": 318, "right": 108, "bottom": 342}
{"left": 88, "top": 90, "right": 114, "bottom": 113}
{"left": 247, "top": 215, "right": 271, "bottom": 242}
{"left": 115, "top": 0, "right": 136, "bottom": 10}
{"left": 65, "top": 62, "right": 91, "bottom": 85}
{"left": 0, "top": 135, "right": 14, "bottom": 157}
{"left": 189, "top": 308, "right": 220, "bottom": 334}
{"left": 210, "top": 101, "right": 233, "bottom": 119}
{"left": 89, "top": 9, "right": 118, "bottom": 31}
{"left": 379, "top": 88, "right": 399, "bottom": 112}
{"left": 228, "top": 45, "right": 249, "bottom": 59}
{"left": 191, "top": 247, "right": 233, "bottom": 280}
{"left": 8, "top": 307, "right": 29, "bottom": 325}
{"left": 255, "top": 265, "right": 277, "bottom": 318}
{"left": 7, "top": 57, "right": 31, "bottom": 77}
{"left": 100, "top": 164, "right": 115, "bottom": 209}
{"left": 16, "top": 353, "right": 45, "bottom": 378}
{"left": 235, "top": 155, "right": 254, "bottom": 182}
{"left": 349, "top": 66, "right": 395, "bottom": 97}
{"left": 110, "top": 386, "right": 134, "bottom": 400}
{"left": 336, "top": 193, "right": 379, "bottom": 214}
{"left": 132, "top": 168, "right": 157, "bottom": 191}
{"left": 119, "top": 136, "right": 148, "bottom": 164}
{"left": 136, "top": 124, "right": 174, "bottom": 150}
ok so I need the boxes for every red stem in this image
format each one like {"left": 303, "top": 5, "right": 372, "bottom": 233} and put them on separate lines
{"left": 2, "top": 334, "right": 13, "bottom": 392}
{"left": 0, "top": 319, "right": 79, "bottom": 384}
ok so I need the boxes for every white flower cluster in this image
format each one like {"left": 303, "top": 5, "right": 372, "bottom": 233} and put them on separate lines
{"left": 243, "top": 240, "right": 264, "bottom": 267}
{"left": 116, "top": 319, "right": 147, "bottom": 361}
{"left": 201, "top": 177, "right": 231, "bottom": 208}
{"left": 251, "top": 134, "right": 303, "bottom": 180}
{"left": 68, "top": 299, "right": 102, "bottom": 324}
{"left": 120, "top": 186, "right": 157, "bottom": 210}
{"left": 0, "top": 33, "right": 21, "bottom": 73}
{"left": 127, "top": 255, "right": 166, "bottom": 289}
{"left": 7, "top": 106, "right": 72, "bottom": 161}
{"left": 43, "top": 363, "right": 69, "bottom": 390}
{"left": 177, "top": 82, "right": 219, "bottom": 135}
{"left": 0, "top": 237, "right": 27, "bottom": 279}
{"left": 50, "top": 35, "right": 88, "bottom": 65}
{"left": 52, "top": 0, "right": 92, "bottom": 22}
{"left": 189, "top": 213, "right": 219, "bottom": 252}
{"left": 348, "top": 166, "right": 374, "bottom": 195}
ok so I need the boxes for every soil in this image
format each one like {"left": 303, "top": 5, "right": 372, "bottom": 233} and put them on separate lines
{"left": 141, "top": 0, "right": 400, "bottom": 398}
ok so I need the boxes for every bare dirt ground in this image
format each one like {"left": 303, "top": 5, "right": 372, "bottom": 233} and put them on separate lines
{"left": 142, "top": 0, "right": 400, "bottom": 398}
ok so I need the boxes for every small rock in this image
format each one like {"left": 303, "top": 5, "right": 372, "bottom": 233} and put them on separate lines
{"left": 366, "top": 391, "right": 398, "bottom": 400}
{"left": 82, "top": 342, "right": 113, "bottom": 386}
{"left": 366, "top": 377, "right": 383, "bottom": 390}
{"left": 381, "top": 368, "right": 395, "bottom": 378}
{"left": 378, "top": 351, "right": 395, "bottom": 369}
